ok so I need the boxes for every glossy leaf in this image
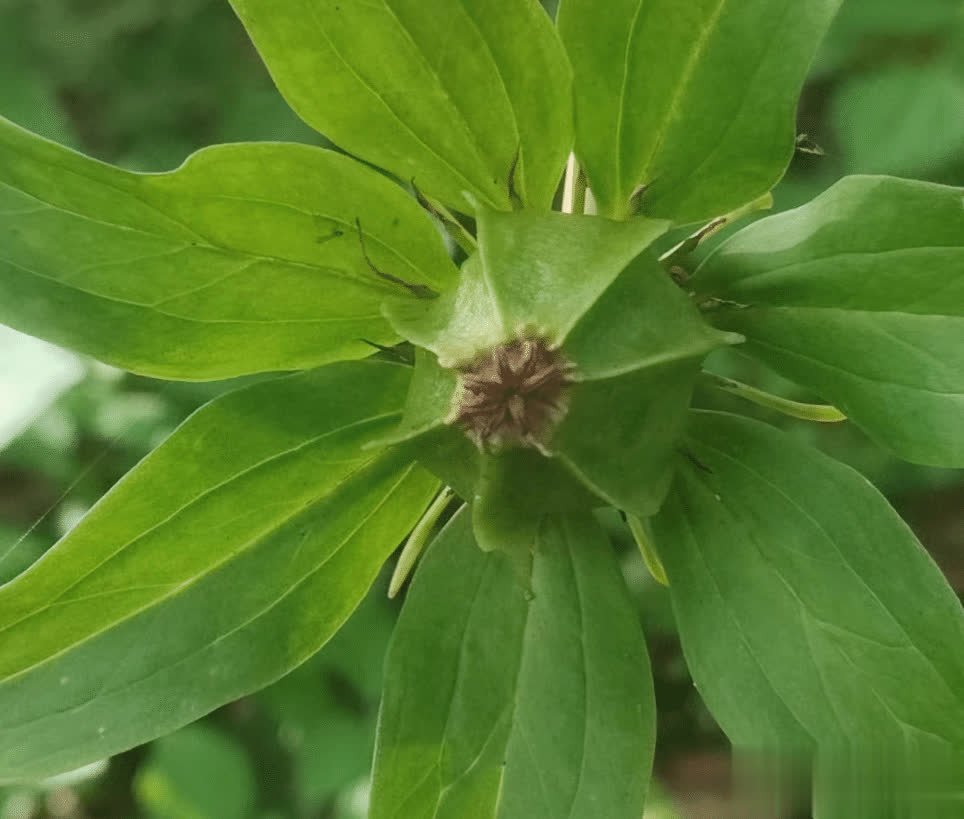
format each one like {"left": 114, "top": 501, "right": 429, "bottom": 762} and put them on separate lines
{"left": 694, "top": 175, "right": 964, "bottom": 466}
{"left": 0, "top": 117, "right": 456, "bottom": 379}
{"left": 229, "top": 0, "right": 573, "bottom": 212}
{"left": 652, "top": 411, "right": 964, "bottom": 764}
{"left": 384, "top": 210, "right": 669, "bottom": 367}
{"left": 371, "top": 506, "right": 655, "bottom": 819}
{"left": 0, "top": 360, "right": 439, "bottom": 782}
{"left": 558, "top": 0, "right": 842, "bottom": 222}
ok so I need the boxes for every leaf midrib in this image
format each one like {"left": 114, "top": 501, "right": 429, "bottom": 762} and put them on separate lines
{"left": 304, "top": 0, "right": 501, "bottom": 209}
{"left": 691, "top": 434, "right": 964, "bottom": 712}
{"left": 189, "top": 191, "right": 453, "bottom": 288}
{"left": 702, "top": 246, "right": 964, "bottom": 307}
{"left": 387, "top": 0, "right": 521, "bottom": 191}
{"left": 632, "top": 0, "right": 730, "bottom": 195}
{"left": 568, "top": 333, "right": 726, "bottom": 382}
{"left": 0, "top": 411, "right": 401, "bottom": 650}
{"left": 0, "top": 180, "right": 408, "bottom": 298}
{"left": 740, "top": 333, "right": 964, "bottom": 396}
{"left": 673, "top": 497, "right": 811, "bottom": 737}
{"left": 0, "top": 254, "right": 390, "bottom": 326}
{"left": 0, "top": 462, "right": 420, "bottom": 739}
{"left": 562, "top": 519, "right": 590, "bottom": 819}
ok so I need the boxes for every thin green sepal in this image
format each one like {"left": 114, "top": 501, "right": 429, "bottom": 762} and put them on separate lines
{"left": 388, "top": 487, "right": 457, "bottom": 598}
{"left": 626, "top": 512, "right": 669, "bottom": 587}
{"left": 702, "top": 372, "right": 848, "bottom": 423}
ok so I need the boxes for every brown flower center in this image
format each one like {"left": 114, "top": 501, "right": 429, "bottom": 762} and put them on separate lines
{"left": 449, "top": 337, "right": 573, "bottom": 450}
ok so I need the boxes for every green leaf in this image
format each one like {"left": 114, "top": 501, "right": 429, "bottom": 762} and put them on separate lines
{"left": 473, "top": 210, "right": 671, "bottom": 347}
{"left": 371, "top": 506, "right": 655, "bottom": 819}
{"left": 533, "top": 237, "right": 738, "bottom": 517}
{"left": 407, "top": 425, "right": 483, "bottom": 504}
{"left": 385, "top": 253, "right": 504, "bottom": 370}
{"left": 0, "top": 360, "right": 439, "bottom": 782}
{"left": 0, "top": 117, "right": 456, "bottom": 380}
{"left": 562, "top": 251, "right": 738, "bottom": 382}
{"left": 471, "top": 447, "right": 595, "bottom": 555}
{"left": 384, "top": 210, "right": 669, "bottom": 367}
{"left": 557, "top": 0, "right": 842, "bottom": 222}
{"left": 832, "top": 62, "right": 964, "bottom": 176}
{"left": 364, "top": 348, "right": 481, "bottom": 500}
{"left": 0, "top": 526, "right": 50, "bottom": 588}
{"left": 229, "top": 0, "right": 573, "bottom": 212}
{"left": 693, "top": 175, "right": 964, "bottom": 467}
{"left": 551, "top": 358, "right": 700, "bottom": 517}
{"left": 651, "top": 411, "right": 964, "bottom": 768}
{"left": 373, "top": 347, "right": 460, "bottom": 447}
{"left": 383, "top": 216, "right": 733, "bottom": 516}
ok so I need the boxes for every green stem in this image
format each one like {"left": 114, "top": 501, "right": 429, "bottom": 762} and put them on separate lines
{"left": 701, "top": 372, "right": 847, "bottom": 423}
{"left": 626, "top": 513, "right": 669, "bottom": 587}
{"left": 388, "top": 487, "right": 456, "bottom": 599}
{"left": 659, "top": 192, "right": 774, "bottom": 270}
{"left": 429, "top": 199, "right": 478, "bottom": 255}
{"left": 562, "top": 153, "right": 588, "bottom": 215}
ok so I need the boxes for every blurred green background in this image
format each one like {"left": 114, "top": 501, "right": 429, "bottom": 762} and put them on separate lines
{"left": 0, "top": 1, "right": 962, "bottom": 816}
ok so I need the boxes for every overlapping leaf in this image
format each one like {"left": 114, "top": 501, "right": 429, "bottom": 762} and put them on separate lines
{"left": 562, "top": 249, "right": 739, "bottom": 381}
{"left": 0, "top": 118, "right": 456, "bottom": 379}
{"left": 558, "top": 0, "right": 842, "bottom": 222}
{"left": 0, "top": 360, "right": 438, "bottom": 782}
{"left": 550, "top": 355, "right": 701, "bottom": 516}
{"left": 694, "top": 175, "right": 964, "bottom": 466}
{"left": 546, "top": 249, "right": 728, "bottom": 515}
{"left": 371, "top": 506, "right": 655, "bottom": 818}
{"left": 230, "top": 0, "right": 573, "bottom": 212}
{"left": 384, "top": 210, "right": 670, "bottom": 367}
{"left": 383, "top": 210, "right": 734, "bottom": 516}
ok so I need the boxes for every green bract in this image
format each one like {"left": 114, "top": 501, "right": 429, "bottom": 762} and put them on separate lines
{"left": 0, "top": 1, "right": 961, "bottom": 815}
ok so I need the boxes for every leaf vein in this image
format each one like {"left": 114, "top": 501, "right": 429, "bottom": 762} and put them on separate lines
{"left": 0, "top": 412, "right": 400, "bottom": 640}
{"left": 692, "top": 440, "right": 964, "bottom": 709}
{"left": 305, "top": 1, "right": 495, "bottom": 207}
{"left": 1, "top": 462, "right": 419, "bottom": 733}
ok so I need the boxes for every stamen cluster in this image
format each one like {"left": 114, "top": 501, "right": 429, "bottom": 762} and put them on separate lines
{"left": 450, "top": 337, "right": 573, "bottom": 450}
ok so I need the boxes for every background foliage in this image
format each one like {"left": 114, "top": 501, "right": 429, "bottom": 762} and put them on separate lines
{"left": 0, "top": 0, "right": 961, "bottom": 816}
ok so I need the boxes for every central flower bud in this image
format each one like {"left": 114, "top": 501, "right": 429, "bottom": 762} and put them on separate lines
{"left": 449, "top": 337, "right": 573, "bottom": 451}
